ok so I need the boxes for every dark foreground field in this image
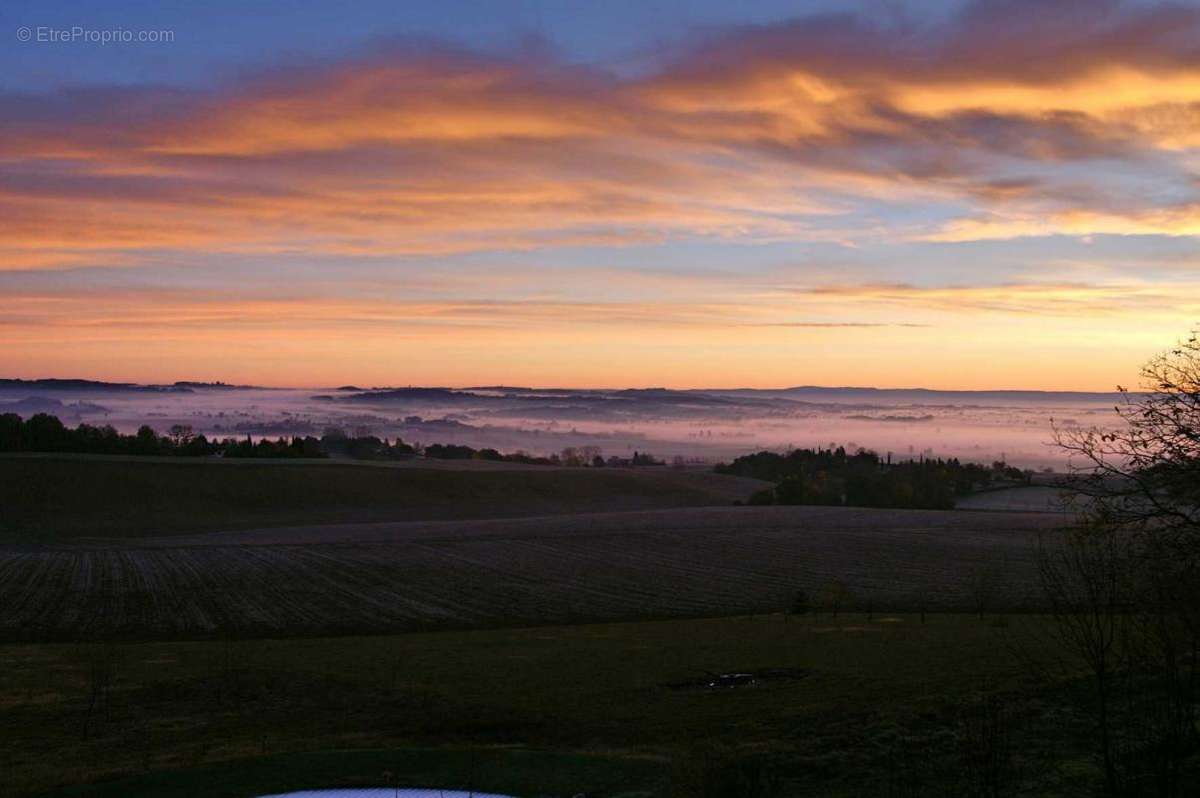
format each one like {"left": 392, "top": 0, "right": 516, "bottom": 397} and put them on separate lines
{"left": 3, "top": 456, "right": 1143, "bottom": 797}
{"left": 0, "top": 504, "right": 1061, "bottom": 641}
{"left": 0, "top": 455, "right": 767, "bottom": 541}
{"left": 2, "top": 614, "right": 1111, "bottom": 798}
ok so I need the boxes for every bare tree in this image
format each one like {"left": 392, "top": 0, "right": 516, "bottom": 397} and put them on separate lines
{"left": 578, "top": 445, "right": 603, "bottom": 465}
{"left": 1043, "top": 329, "right": 1200, "bottom": 796}
{"left": 167, "top": 423, "right": 195, "bottom": 448}
{"left": 1054, "top": 329, "right": 1200, "bottom": 544}
{"left": 1038, "top": 523, "right": 1133, "bottom": 796}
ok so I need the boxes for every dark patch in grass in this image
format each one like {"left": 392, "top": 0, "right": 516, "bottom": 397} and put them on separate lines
{"left": 662, "top": 667, "right": 810, "bottom": 692}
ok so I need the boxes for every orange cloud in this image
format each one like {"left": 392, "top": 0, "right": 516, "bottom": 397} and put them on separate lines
{"left": 928, "top": 205, "right": 1200, "bottom": 241}
{"left": 2, "top": 1, "right": 1199, "bottom": 271}
{"left": 791, "top": 281, "right": 1200, "bottom": 317}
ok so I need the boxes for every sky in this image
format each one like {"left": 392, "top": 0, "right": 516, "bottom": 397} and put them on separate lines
{"left": 1, "top": 0, "right": 1198, "bottom": 390}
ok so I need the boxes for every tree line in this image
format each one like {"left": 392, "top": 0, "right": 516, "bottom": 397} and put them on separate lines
{"left": 0, "top": 413, "right": 330, "bottom": 458}
{"left": 715, "top": 447, "right": 1030, "bottom": 510}
{"left": 0, "top": 412, "right": 664, "bottom": 466}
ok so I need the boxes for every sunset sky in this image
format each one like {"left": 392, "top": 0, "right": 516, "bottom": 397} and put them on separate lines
{"left": 2, "top": 0, "right": 1199, "bottom": 389}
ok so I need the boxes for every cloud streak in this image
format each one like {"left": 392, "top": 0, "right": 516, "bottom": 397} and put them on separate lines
{"left": 793, "top": 280, "right": 1200, "bottom": 316}
{"left": 2, "top": 0, "right": 1199, "bottom": 271}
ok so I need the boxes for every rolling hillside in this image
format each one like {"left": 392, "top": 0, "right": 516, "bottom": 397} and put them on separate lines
{"left": 0, "top": 504, "right": 1063, "bottom": 641}
{"left": 0, "top": 455, "right": 767, "bottom": 541}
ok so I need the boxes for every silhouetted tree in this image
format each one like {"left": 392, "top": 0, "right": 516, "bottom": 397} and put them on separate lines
{"left": 1044, "top": 329, "right": 1200, "bottom": 797}
{"left": 133, "top": 425, "right": 161, "bottom": 454}
{"left": 0, "top": 413, "right": 21, "bottom": 450}
{"left": 167, "top": 424, "right": 195, "bottom": 448}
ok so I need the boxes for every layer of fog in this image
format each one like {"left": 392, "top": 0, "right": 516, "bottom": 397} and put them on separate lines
{"left": 0, "top": 384, "right": 1126, "bottom": 470}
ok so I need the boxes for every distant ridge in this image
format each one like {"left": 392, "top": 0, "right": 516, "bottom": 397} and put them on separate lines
{"left": 0, "top": 379, "right": 191, "bottom": 393}
{"left": 0, "top": 378, "right": 276, "bottom": 392}
{"left": 172, "top": 381, "right": 265, "bottom": 390}
{"left": 2, "top": 378, "right": 1131, "bottom": 401}
{"left": 705, "top": 386, "right": 1130, "bottom": 403}
{"left": 341, "top": 387, "right": 490, "bottom": 402}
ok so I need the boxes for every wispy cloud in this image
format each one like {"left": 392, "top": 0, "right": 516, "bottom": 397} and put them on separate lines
{"left": 745, "top": 321, "right": 932, "bottom": 328}
{"left": 792, "top": 280, "right": 1200, "bottom": 316}
{"left": 2, "top": 0, "right": 1199, "bottom": 271}
{"left": 927, "top": 205, "right": 1200, "bottom": 241}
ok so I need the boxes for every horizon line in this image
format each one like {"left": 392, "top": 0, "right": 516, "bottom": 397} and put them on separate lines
{"left": 0, "top": 376, "right": 1133, "bottom": 396}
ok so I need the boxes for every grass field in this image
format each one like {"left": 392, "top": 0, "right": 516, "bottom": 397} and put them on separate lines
{"left": 33, "top": 749, "right": 666, "bottom": 798}
{"left": 955, "top": 485, "right": 1072, "bottom": 513}
{"left": 0, "top": 455, "right": 767, "bottom": 542}
{"left": 1, "top": 613, "right": 1106, "bottom": 798}
{"left": 1, "top": 455, "right": 1132, "bottom": 797}
{"left": 0, "top": 504, "right": 1062, "bottom": 641}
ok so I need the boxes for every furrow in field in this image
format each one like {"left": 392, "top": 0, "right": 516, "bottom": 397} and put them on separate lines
{"left": 0, "top": 506, "right": 1059, "bottom": 640}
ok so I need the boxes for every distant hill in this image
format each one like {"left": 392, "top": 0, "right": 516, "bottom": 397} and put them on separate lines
{"left": 709, "top": 386, "right": 1130, "bottom": 404}
{"left": 2, "top": 378, "right": 1134, "bottom": 405}
{"left": 341, "top": 387, "right": 495, "bottom": 402}
{"left": 172, "top": 381, "right": 264, "bottom": 390}
{"left": 0, "top": 378, "right": 190, "bottom": 393}
{"left": 0, "top": 396, "right": 110, "bottom": 416}
{"left": 0, "top": 378, "right": 273, "bottom": 392}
